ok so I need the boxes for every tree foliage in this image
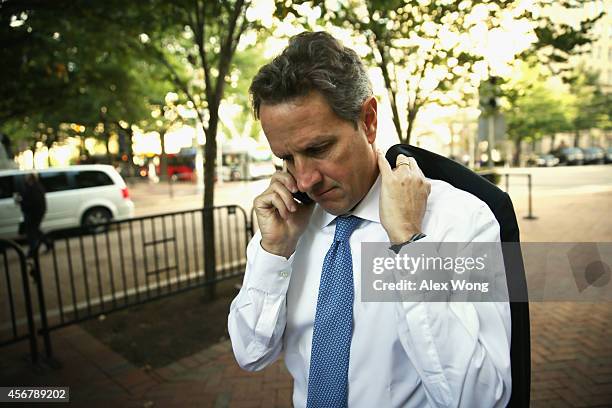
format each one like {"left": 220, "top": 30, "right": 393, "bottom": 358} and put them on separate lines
{"left": 564, "top": 67, "right": 610, "bottom": 146}
{"left": 0, "top": 0, "right": 165, "bottom": 156}
{"left": 503, "top": 67, "right": 569, "bottom": 147}
{"left": 313, "top": 0, "right": 503, "bottom": 144}
{"left": 523, "top": 0, "right": 604, "bottom": 80}
{"left": 277, "top": 0, "right": 604, "bottom": 145}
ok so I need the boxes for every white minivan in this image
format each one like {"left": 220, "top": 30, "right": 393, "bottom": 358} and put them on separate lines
{"left": 0, "top": 165, "right": 135, "bottom": 238}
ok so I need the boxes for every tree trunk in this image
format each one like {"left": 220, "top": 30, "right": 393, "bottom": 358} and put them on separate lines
{"left": 30, "top": 141, "right": 38, "bottom": 167}
{"left": 159, "top": 129, "right": 168, "bottom": 181}
{"left": 389, "top": 93, "right": 402, "bottom": 143}
{"left": 513, "top": 137, "right": 522, "bottom": 167}
{"left": 376, "top": 51, "right": 403, "bottom": 142}
{"left": 127, "top": 127, "right": 135, "bottom": 177}
{"left": 79, "top": 136, "right": 87, "bottom": 159}
{"left": 46, "top": 133, "right": 55, "bottom": 167}
{"left": 574, "top": 128, "right": 580, "bottom": 147}
{"left": 203, "top": 104, "right": 218, "bottom": 300}
{"left": 405, "top": 107, "right": 419, "bottom": 145}
{"left": 105, "top": 132, "right": 112, "bottom": 162}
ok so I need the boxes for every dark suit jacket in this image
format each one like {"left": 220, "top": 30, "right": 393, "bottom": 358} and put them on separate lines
{"left": 386, "top": 144, "right": 531, "bottom": 408}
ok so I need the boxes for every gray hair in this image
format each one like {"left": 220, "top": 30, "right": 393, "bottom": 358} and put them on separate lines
{"left": 249, "top": 31, "right": 373, "bottom": 128}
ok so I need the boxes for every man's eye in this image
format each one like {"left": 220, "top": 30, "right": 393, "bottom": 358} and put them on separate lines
{"left": 307, "top": 145, "right": 329, "bottom": 156}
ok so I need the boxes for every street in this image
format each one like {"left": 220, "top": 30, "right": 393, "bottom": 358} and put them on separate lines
{"left": 495, "top": 164, "right": 612, "bottom": 197}
{"left": 128, "top": 164, "right": 612, "bottom": 215}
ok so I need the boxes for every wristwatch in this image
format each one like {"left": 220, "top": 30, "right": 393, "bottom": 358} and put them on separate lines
{"left": 389, "top": 232, "right": 427, "bottom": 254}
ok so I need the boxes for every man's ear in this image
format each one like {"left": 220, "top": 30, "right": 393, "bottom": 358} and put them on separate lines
{"left": 361, "top": 96, "right": 378, "bottom": 144}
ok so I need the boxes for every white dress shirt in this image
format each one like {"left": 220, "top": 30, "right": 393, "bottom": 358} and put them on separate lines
{"left": 228, "top": 175, "right": 512, "bottom": 407}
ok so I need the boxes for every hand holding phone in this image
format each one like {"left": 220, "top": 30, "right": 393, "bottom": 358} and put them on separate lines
{"left": 252, "top": 161, "right": 315, "bottom": 258}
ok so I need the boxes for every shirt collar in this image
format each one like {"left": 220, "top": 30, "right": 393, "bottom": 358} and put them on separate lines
{"left": 310, "top": 174, "right": 381, "bottom": 230}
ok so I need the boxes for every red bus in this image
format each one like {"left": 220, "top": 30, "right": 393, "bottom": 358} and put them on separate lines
{"left": 157, "top": 148, "right": 197, "bottom": 181}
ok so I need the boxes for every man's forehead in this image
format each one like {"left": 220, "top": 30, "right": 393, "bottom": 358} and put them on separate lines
{"left": 268, "top": 133, "right": 337, "bottom": 158}
{"left": 260, "top": 94, "right": 339, "bottom": 151}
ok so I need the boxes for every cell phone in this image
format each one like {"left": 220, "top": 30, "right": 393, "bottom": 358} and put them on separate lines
{"left": 283, "top": 161, "right": 314, "bottom": 204}
{"left": 292, "top": 190, "right": 314, "bottom": 205}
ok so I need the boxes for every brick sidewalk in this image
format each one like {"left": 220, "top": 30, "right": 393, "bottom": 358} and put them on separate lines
{"left": 0, "top": 326, "right": 293, "bottom": 408}
{"left": 1, "top": 191, "right": 611, "bottom": 407}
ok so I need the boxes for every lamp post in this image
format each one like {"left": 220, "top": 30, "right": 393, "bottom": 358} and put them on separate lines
{"left": 479, "top": 76, "right": 502, "bottom": 169}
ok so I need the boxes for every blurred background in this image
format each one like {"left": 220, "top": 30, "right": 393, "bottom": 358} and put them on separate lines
{"left": 1, "top": 1, "right": 611, "bottom": 407}
{"left": 1, "top": 0, "right": 610, "bottom": 187}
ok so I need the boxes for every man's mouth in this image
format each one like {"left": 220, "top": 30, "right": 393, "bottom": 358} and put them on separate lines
{"left": 312, "top": 187, "right": 336, "bottom": 200}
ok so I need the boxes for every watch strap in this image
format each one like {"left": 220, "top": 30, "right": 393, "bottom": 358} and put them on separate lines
{"left": 389, "top": 232, "right": 427, "bottom": 254}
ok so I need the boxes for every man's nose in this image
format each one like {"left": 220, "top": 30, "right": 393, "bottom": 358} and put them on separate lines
{"left": 293, "top": 158, "right": 322, "bottom": 192}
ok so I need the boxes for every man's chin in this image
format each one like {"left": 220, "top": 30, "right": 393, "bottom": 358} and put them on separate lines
{"left": 317, "top": 199, "right": 353, "bottom": 216}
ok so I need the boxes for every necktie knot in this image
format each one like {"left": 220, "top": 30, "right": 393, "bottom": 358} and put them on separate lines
{"left": 334, "top": 215, "right": 361, "bottom": 242}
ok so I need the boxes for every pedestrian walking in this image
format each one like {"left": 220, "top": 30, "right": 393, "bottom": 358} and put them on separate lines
{"left": 15, "top": 173, "right": 53, "bottom": 257}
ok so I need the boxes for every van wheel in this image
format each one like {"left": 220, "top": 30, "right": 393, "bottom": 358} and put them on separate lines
{"left": 82, "top": 207, "right": 111, "bottom": 234}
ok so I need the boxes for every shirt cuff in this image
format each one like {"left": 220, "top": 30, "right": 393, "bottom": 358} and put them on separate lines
{"left": 247, "top": 238, "right": 295, "bottom": 295}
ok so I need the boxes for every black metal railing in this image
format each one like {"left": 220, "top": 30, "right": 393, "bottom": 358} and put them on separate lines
{"left": 500, "top": 172, "right": 537, "bottom": 220}
{"left": 478, "top": 171, "right": 537, "bottom": 220}
{"left": 0, "top": 239, "right": 38, "bottom": 363}
{"left": 1, "top": 205, "right": 252, "bottom": 362}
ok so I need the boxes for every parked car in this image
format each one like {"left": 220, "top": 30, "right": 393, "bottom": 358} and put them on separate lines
{"left": 606, "top": 147, "right": 612, "bottom": 164}
{"left": 554, "top": 147, "right": 584, "bottom": 165}
{"left": 0, "top": 165, "right": 134, "bottom": 238}
{"left": 536, "top": 154, "right": 560, "bottom": 167}
{"left": 581, "top": 147, "right": 605, "bottom": 165}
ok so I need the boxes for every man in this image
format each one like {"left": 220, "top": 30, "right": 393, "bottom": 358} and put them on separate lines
{"left": 228, "top": 31, "right": 511, "bottom": 407}
{"left": 16, "top": 173, "right": 52, "bottom": 257}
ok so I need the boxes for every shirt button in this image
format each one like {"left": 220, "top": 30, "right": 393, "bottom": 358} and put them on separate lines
{"left": 280, "top": 271, "right": 289, "bottom": 278}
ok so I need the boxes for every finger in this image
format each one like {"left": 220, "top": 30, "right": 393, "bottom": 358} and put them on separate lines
{"left": 408, "top": 157, "right": 425, "bottom": 179}
{"left": 395, "top": 153, "right": 412, "bottom": 168}
{"left": 271, "top": 192, "right": 292, "bottom": 219}
{"left": 269, "top": 181, "right": 297, "bottom": 212}
{"left": 377, "top": 149, "right": 393, "bottom": 179}
{"left": 270, "top": 171, "right": 298, "bottom": 193}
{"left": 257, "top": 191, "right": 291, "bottom": 220}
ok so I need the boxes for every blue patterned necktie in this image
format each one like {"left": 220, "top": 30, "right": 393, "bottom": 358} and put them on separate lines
{"left": 307, "top": 215, "right": 362, "bottom": 408}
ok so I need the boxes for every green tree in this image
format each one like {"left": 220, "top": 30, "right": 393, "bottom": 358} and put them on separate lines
{"left": 565, "top": 67, "right": 607, "bottom": 147}
{"left": 123, "top": 0, "right": 262, "bottom": 294}
{"left": 523, "top": 1, "right": 604, "bottom": 80}
{"left": 0, "top": 1, "right": 164, "bottom": 164}
{"left": 278, "top": 0, "right": 603, "bottom": 146}
{"left": 502, "top": 66, "right": 570, "bottom": 164}
{"left": 2, "top": 0, "right": 271, "bottom": 293}
{"left": 310, "top": 0, "right": 501, "bottom": 144}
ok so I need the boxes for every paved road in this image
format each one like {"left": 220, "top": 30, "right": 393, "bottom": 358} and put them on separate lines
{"left": 496, "top": 164, "right": 612, "bottom": 197}
{"left": 128, "top": 178, "right": 269, "bottom": 217}
{"left": 128, "top": 164, "right": 612, "bottom": 215}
